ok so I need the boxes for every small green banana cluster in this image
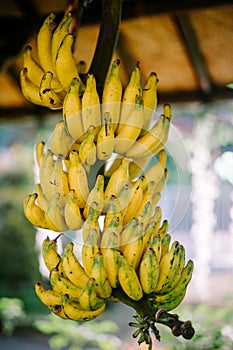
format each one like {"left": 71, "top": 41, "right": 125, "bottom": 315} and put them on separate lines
{"left": 21, "top": 9, "right": 194, "bottom": 346}
{"left": 36, "top": 226, "right": 193, "bottom": 323}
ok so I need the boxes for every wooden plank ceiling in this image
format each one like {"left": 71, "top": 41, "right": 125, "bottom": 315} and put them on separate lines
{"left": 0, "top": 0, "right": 233, "bottom": 119}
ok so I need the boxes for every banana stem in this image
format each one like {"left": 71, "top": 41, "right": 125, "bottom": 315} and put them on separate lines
{"left": 88, "top": 0, "right": 122, "bottom": 97}
{"left": 111, "top": 288, "right": 195, "bottom": 341}
{"left": 111, "top": 287, "right": 155, "bottom": 318}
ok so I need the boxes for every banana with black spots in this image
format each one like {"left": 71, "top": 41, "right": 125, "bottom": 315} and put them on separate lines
{"left": 118, "top": 253, "right": 143, "bottom": 301}
{"left": 90, "top": 251, "right": 112, "bottom": 298}
{"left": 42, "top": 235, "right": 62, "bottom": 271}
{"left": 78, "top": 125, "right": 97, "bottom": 166}
{"left": 50, "top": 267, "right": 82, "bottom": 299}
{"left": 139, "top": 247, "right": 160, "bottom": 294}
{"left": 96, "top": 112, "right": 115, "bottom": 161}
{"left": 61, "top": 241, "right": 89, "bottom": 288}
{"left": 35, "top": 282, "right": 63, "bottom": 309}
{"left": 82, "top": 228, "right": 100, "bottom": 277}
{"left": 79, "top": 277, "right": 105, "bottom": 310}
{"left": 62, "top": 294, "right": 106, "bottom": 321}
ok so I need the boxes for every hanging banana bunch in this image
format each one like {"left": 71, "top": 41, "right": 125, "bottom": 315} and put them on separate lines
{"left": 21, "top": 3, "right": 195, "bottom": 348}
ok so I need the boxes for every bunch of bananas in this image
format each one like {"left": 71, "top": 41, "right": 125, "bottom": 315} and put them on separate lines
{"left": 21, "top": 9, "right": 195, "bottom": 347}
{"left": 20, "top": 12, "right": 85, "bottom": 110}
{"left": 36, "top": 226, "right": 193, "bottom": 323}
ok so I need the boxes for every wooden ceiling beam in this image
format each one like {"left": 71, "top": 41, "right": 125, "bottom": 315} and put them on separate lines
{"left": 173, "top": 13, "right": 214, "bottom": 101}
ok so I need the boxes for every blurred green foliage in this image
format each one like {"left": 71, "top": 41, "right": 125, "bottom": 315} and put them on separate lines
{"left": 0, "top": 169, "right": 43, "bottom": 313}
{"left": 34, "top": 314, "right": 122, "bottom": 350}
{"left": 0, "top": 297, "right": 26, "bottom": 336}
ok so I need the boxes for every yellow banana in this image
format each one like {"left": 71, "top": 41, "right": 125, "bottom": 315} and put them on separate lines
{"left": 158, "top": 220, "right": 169, "bottom": 239}
{"left": 141, "top": 71, "right": 159, "bottom": 133}
{"left": 81, "top": 74, "right": 101, "bottom": 134}
{"left": 154, "top": 288, "right": 187, "bottom": 312}
{"left": 82, "top": 228, "right": 100, "bottom": 277}
{"left": 35, "top": 183, "right": 49, "bottom": 211}
{"left": 142, "top": 149, "right": 167, "bottom": 189}
{"left": 64, "top": 190, "right": 84, "bottom": 230}
{"left": 121, "top": 223, "right": 144, "bottom": 270}
{"left": 42, "top": 235, "right": 62, "bottom": 271}
{"left": 120, "top": 217, "right": 139, "bottom": 248}
{"left": 50, "top": 157, "right": 69, "bottom": 207}
{"left": 67, "top": 150, "right": 89, "bottom": 208}
{"left": 62, "top": 294, "right": 106, "bottom": 321}
{"left": 61, "top": 241, "right": 89, "bottom": 288}
{"left": 159, "top": 232, "right": 171, "bottom": 261}
{"left": 39, "top": 71, "right": 64, "bottom": 110}
{"left": 96, "top": 112, "right": 115, "bottom": 161}
{"left": 35, "top": 283, "right": 63, "bottom": 308}
{"left": 150, "top": 234, "right": 162, "bottom": 260}
{"left": 55, "top": 33, "right": 80, "bottom": 91}
{"left": 125, "top": 111, "right": 171, "bottom": 159}
{"left": 160, "top": 244, "right": 186, "bottom": 295}
{"left": 63, "top": 77, "right": 84, "bottom": 142}
{"left": 142, "top": 207, "right": 162, "bottom": 253}
{"left": 104, "top": 155, "right": 121, "bottom": 178}
{"left": 82, "top": 201, "right": 101, "bottom": 242}
{"left": 154, "top": 260, "right": 194, "bottom": 310}
{"left": 103, "top": 247, "right": 120, "bottom": 288}
{"left": 122, "top": 176, "right": 145, "bottom": 225}
{"left": 35, "top": 141, "right": 45, "bottom": 168}
{"left": 103, "top": 194, "right": 124, "bottom": 230}
{"left": 78, "top": 125, "right": 97, "bottom": 166}
{"left": 83, "top": 174, "right": 105, "bottom": 219}
{"left": 90, "top": 251, "right": 112, "bottom": 298}
{"left": 102, "top": 219, "right": 122, "bottom": 253}
{"left": 37, "top": 13, "right": 56, "bottom": 75}
{"left": 79, "top": 277, "right": 105, "bottom": 311}
{"left": 20, "top": 68, "right": 43, "bottom": 106}
{"left": 139, "top": 247, "right": 160, "bottom": 294}
{"left": 154, "top": 241, "right": 180, "bottom": 293}
{"left": 102, "top": 59, "right": 122, "bottom": 131}
{"left": 51, "top": 304, "right": 68, "bottom": 319}
{"left": 118, "top": 253, "right": 143, "bottom": 301}
{"left": 116, "top": 63, "right": 142, "bottom": 134}
{"left": 49, "top": 120, "right": 74, "bottom": 157}
{"left": 102, "top": 231, "right": 120, "bottom": 288}
{"left": 135, "top": 201, "right": 153, "bottom": 229}
{"left": 134, "top": 180, "right": 157, "bottom": 219}
{"left": 24, "top": 193, "right": 48, "bottom": 229}
{"left": 50, "top": 267, "right": 81, "bottom": 299}
{"left": 128, "top": 157, "right": 150, "bottom": 181}
{"left": 155, "top": 167, "right": 168, "bottom": 193}
{"left": 22, "top": 45, "right": 44, "bottom": 87}
{"left": 51, "top": 12, "right": 73, "bottom": 66}
{"left": 39, "top": 148, "right": 55, "bottom": 202}
{"left": 45, "top": 193, "right": 68, "bottom": 232}
{"left": 105, "top": 158, "right": 130, "bottom": 202}
{"left": 114, "top": 94, "right": 144, "bottom": 155}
